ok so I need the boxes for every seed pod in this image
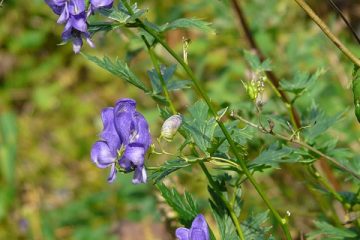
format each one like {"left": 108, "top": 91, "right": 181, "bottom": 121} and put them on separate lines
{"left": 161, "top": 115, "right": 182, "bottom": 141}
{"left": 352, "top": 65, "right": 360, "bottom": 123}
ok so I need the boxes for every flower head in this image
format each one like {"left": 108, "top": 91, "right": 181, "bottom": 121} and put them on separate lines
{"left": 89, "top": 0, "right": 113, "bottom": 12}
{"left": 176, "top": 214, "right": 210, "bottom": 240}
{"left": 45, "top": 0, "right": 94, "bottom": 53}
{"left": 91, "top": 98, "right": 151, "bottom": 183}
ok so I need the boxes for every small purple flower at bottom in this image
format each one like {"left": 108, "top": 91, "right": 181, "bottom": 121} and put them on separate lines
{"left": 176, "top": 214, "right": 210, "bottom": 240}
{"left": 91, "top": 98, "right": 151, "bottom": 184}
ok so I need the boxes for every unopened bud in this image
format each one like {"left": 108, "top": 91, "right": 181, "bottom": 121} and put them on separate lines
{"left": 161, "top": 115, "right": 182, "bottom": 141}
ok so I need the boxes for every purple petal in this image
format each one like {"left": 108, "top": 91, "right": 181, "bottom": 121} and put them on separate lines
{"left": 123, "top": 143, "right": 145, "bottom": 166}
{"left": 190, "top": 215, "right": 209, "bottom": 240}
{"left": 57, "top": 5, "right": 70, "bottom": 24}
{"left": 175, "top": 228, "right": 190, "bottom": 240}
{"left": 107, "top": 164, "right": 117, "bottom": 183}
{"left": 61, "top": 20, "right": 72, "bottom": 41}
{"left": 90, "top": 0, "right": 113, "bottom": 10}
{"left": 132, "top": 165, "right": 147, "bottom": 184}
{"left": 114, "top": 99, "right": 137, "bottom": 145}
{"left": 132, "top": 112, "right": 151, "bottom": 149}
{"left": 100, "top": 107, "right": 121, "bottom": 155}
{"left": 72, "top": 36, "right": 83, "bottom": 54}
{"left": 90, "top": 141, "right": 116, "bottom": 168}
{"left": 118, "top": 156, "right": 131, "bottom": 170}
{"left": 69, "top": 14, "right": 87, "bottom": 33}
{"left": 45, "top": 0, "right": 66, "bottom": 15}
{"left": 69, "top": 0, "right": 86, "bottom": 15}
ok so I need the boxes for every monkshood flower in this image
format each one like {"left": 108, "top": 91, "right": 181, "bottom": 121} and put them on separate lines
{"left": 91, "top": 98, "right": 151, "bottom": 184}
{"left": 176, "top": 214, "right": 210, "bottom": 240}
{"left": 45, "top": 0, "right": 94, "bottom": 53}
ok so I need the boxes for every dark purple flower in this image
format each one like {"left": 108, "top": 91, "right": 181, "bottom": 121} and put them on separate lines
{"left": 176, "top": 214, "right": 210, "bottom": 240}
{"left": 91, "top": 98, "right": 152, "bottom": 184}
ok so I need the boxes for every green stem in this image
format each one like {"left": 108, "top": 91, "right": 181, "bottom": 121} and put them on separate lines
{"left": 199, "top": 163, "right": 245, "bottom": 240}
{"left": 293, "top": 0, "right": 360, "bottom": 67}
{"left": 137, "top": 16, "right": 292, "bottom": 240}
{"left": 141, "top": 36, "right": 177, "bottom": 114}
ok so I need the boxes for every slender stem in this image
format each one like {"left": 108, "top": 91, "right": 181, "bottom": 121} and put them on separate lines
{"left": 142, "top": 36, "right": 177, "bottom": 114}
{"left": 199, "top": 163, "right": 245, "bottom": 240}
{"left": 293, "top": 0, "right": 360, "bottom": 67}
{"left": 136, "top": 18, "right": 292, "bottom": 240}
{"left": 234, "top": 114, "right": 360, "bottom": 181}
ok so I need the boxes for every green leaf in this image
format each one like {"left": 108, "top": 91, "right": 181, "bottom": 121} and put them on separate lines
{"left": 83, "top": 54, "right": 149, "bottom": 92}
{"left": 149, "top": 159, "right": 190, "bottom": 183}
{"left": 303, "top": 106, "right": 344, "bottom": 143}
{"left": 182, "top": 100, "right": 217, "bottom": 153}
{"left": 98, "top": 2, "right": 147, "bottom": 24}
{"left": 280, "top": 69, "right": 322, "bottom": 95}
{"left": 241, "top": 211, "right": 272, "bottom": 240}
{"left": 88, "top": 22, "right": 120, "bottom": 35}
{"left": 307, "top": 221, "right": 358, "bottom": 240}
{"left": 161, "top": 18, "right": 214, "bottom": 33}
{"left": 147, "top": 64, "right": 191, "bottom": 94}
{"left": 243, "top": 50, "right": 271, "bottom": 72}
{"left": 156, "top": 183, "right": 199, "bottom": 226}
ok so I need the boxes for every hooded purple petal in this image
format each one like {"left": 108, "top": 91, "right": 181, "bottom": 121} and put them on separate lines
{"left": 132, "top": 165, "right": 147, "bottom": 184}
{"left": 175, "top": 215, "right": 209, "bottom": 240}
{"left": 69, "top": 14, "right": 87, "bottom": 32}
{"left": 175, "top": 228, "right": 190, "bottom": 240}
{"left": 91, "top": 141, "right": 116, "bottom": 168}
{"left": 114, "top": 99, "right": 137, "bottom": 145}
{"left": 190, "top": 214, "right": 209, "bottom": 240}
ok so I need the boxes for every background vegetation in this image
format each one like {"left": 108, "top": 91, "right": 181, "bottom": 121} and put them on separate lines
{"left": 1, "top": 0, "right": 360, "bottom": 239}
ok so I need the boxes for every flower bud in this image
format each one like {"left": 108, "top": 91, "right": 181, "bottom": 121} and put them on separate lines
{"left": 161, "top": 114, "right": 182, "bottom": 141}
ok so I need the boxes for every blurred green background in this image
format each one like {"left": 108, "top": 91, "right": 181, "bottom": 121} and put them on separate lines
{"left": 1, "top": 0, "right": 360, "bottom": 239}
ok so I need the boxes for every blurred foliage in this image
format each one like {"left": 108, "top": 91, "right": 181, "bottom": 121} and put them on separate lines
{"left": 1, "top": 0, "right": 360, "bottom": 239}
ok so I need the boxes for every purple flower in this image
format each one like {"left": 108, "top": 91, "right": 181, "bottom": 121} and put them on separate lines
{"left": 176, "top": 214, "right": 210, "bottom": 240}
{"left": 61, "top": 13, "right": 95, "bottom": 53}
{"left": 91, "top": 98, "right": 152, "bottom": 184}
{"left": 45, "top": 0, "right": 94, "bottom": 53}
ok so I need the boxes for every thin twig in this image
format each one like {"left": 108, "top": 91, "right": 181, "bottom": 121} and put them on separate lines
{"left": 293, "top": 0, "right": 360, "bottom": 67}
{"left": 327, "top": 0, "right": 360, "bottom": 45}
{"left": 234, "top": 114, "right": 360, "bottom": 181}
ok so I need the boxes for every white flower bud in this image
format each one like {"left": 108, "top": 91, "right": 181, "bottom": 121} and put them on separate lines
{"left": 161, "top": 114, "right": 182, "bottom": 141}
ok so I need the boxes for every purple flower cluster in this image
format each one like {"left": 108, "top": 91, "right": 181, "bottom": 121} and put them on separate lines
{"left": 176, "top": 214, "right": 210, "bottom": 240}
{"left": 45, "top": 0, "right": 113, "bottom": 53}
{"left": 91, "top": 98, "right": 151, "bottom": 184}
